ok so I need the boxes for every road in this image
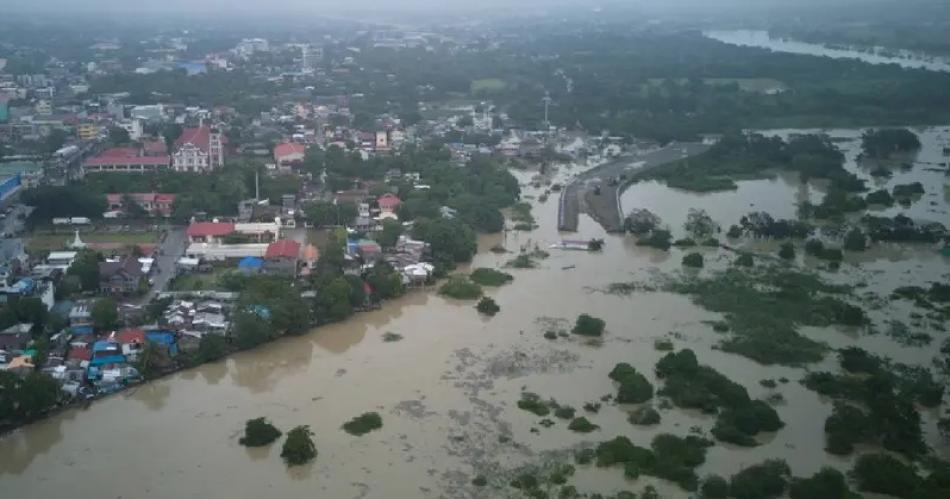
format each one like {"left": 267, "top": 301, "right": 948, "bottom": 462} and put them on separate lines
{"left": 135, "top": 225, "right": 188, "bottom": 305}
{"left": 558, "top": 142, "right": 709, "bottom": 233}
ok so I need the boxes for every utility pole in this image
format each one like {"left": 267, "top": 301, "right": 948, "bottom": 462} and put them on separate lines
{"left": 542, "top": 92, "right": 552, "bottom": 128}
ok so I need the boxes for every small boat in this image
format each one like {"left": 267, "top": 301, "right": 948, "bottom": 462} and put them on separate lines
{"left": 562, "top": 265, "right": 576, "bottom": 270}
{"left": 550, "top": 238, "right": 605, "bottom": 251}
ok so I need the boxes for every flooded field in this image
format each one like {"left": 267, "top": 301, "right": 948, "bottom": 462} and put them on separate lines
{"left": 1, "top": 127, "right": 948, "bottom": 498}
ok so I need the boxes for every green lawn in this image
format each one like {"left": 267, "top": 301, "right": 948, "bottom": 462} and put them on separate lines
{"left": 471, "top": 78, "right": 507, "bottom": 94}
{"left": 26, "top": 232, "right": 158, "bottom": 253}
{"left": 168, "top": 266, "right": 234, "bottom": 292}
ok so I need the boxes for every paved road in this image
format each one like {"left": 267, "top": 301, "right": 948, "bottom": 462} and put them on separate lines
{"left": 558, "top": 142, "right": 709, "bottom": 233}
{"left": 136, "top": 226, "right": 188, "bottom": 305}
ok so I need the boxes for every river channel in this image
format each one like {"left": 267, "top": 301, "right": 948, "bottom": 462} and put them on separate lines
{"left": 0, "top": 127, "right": 948, "bottom": 498}
{"left": 704, "top": 30, "right": 950, "bottom": 73}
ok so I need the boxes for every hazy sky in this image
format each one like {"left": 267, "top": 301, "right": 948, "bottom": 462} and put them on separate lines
{"left": 0, "top": 0, "right": 935, "bottom": 26}
{"left": 1, "top": 0, "right": 905, "bottom": 14}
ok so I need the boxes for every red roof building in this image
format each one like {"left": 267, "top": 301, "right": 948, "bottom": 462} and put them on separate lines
{"left": 115, "top": 328, "right": 146, "bottom": 345}
{"left": 142, "top": 139, "right": 167, "bottom": 156}
{"left": 106, "top": 193, "right": 177, "bottom": 217}
{"left": 66, "top": 345, "right": 92, "bottom": 362}
{"left": 186, "top": 222, "right": 236, "bottom": 243}
{"left": 265, "top": 239, "right": 301, "bottom": 259}
{"left": 377, "top": 193, "right": 401, "bottom": 213}
{"left": 274, "top": 142, "right": 306, "bottom": 166}
{"left": 83, "top": 147, "right": 170, "bottom": 174}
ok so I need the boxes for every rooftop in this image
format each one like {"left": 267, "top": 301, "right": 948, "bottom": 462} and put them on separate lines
{"left": 186, "top": 221, "right": 235, "bottom": 238}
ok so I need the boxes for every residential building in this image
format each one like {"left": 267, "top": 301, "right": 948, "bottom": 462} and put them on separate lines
{"left": 76, "top": 122, "right": 102, "bottom": 140}
{"left": 186, "top": 221, "right": 236, "bottom": 244}
{"left": 98, "top": 257, "right": 145, "bottom": 295}
{"left": 68, "top": 300, "right": 93, "bottom": 326}
{"left": 106, "top": 193, "right": 176, "bottom": 217}
{"left": 377, "top": 193, "right": 401, "bottom": 214}
{"left": 34, "top": 100, "right": 52, "bottom": 115}
{"left": 130, "top": 105, "right": 164, "bottom": 122}
{"left": 0, "top": 323, "right": 32, "bottom": 351}
{"left": 264, "top": 239, "right": 301, "bottom": 276}
{"left": 118, "top": 119, "right": 144, "bottom": 141}
{"left": 172, "top": 125, "right": 225, "bottom": 172}
{"left": 273, "top": 142, "right": 306, "bottom": 166}
{"left": 375, "top": 130, "right": 389, "bottom": 151}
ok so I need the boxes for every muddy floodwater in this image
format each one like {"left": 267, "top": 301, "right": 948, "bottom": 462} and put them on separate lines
{"left": 2, "top": 128, "right": 949, "bottom": 498}
{"left": 705, "top": 30, "right": 950, "bottom": 73}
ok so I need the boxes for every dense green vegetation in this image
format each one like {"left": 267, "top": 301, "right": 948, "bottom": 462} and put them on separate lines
{"left": 608, "top": 363, "right": 654, "bottom": 404}
{"left": 281, "top": 426, "right": 317, "bottom": 465}
{"left": 802, "top": 346, "right": 941, "bottom": 457}
{"left": 682, "top": 252, "right": 704, "bottom": 268}
{"left": 592, "top": 433, "right": 713, "bottom": 491}
{"left": 861, "top": 128, "right": 921, "bottom": 158}
{"left": 572, "top": 314, "right": 606, "bottom": 337}
{"left": 862, "top": 214, "right": 945, "bottom": 243}
{"left": 661, "top": 267, "right": 863, "bottom": 365}
{"left": 737, "top": 212, "right": 812, "bottom": 239}
{"left": 629, "top": 406, "right": 661, "bottom": 426}
{"left": 239, "top": 418, "right": 282, "bottom": 447}
{"left": 851, "top": 453, "right": 950, "bottom": 498}
{"left": 655, "top": 349, "right": 783, "bottom": 445}
{"left": 729, "top": 460, "right": 791, "bottom": 499}
{"left": 0, "top": 371, "right": 62, "bottom": 428}
{"left": 789, "top": 467, "right": 861, "bottom": 499}
{"left": 804, "top": 239, "right": 844, "bottom": 262}
{"left": 567, "top": 417, "right": 599, "bottom": 433}
{"left": 476, "top": 297, "right": 500, "bottom": 316}
{"left": 411, "top": 218, "right": 478, "bottom": 271}
{"left": 517, "top": 392, "right": 552, "bottom": 417}
{"left": 342, "top": 412, "right": 383, "bottom": 436}
{"left": 639, "top": 133, "right": 861, "bottom": 192}
{"left": 438, "top": 276, "right": 483, "bottom": 300}
{"left": 469, "top": 268, "right": 514, "bottom": 286}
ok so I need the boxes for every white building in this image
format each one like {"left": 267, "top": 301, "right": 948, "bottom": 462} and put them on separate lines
{"left": 172, "top": 125, "right": 225, "bottom": 172}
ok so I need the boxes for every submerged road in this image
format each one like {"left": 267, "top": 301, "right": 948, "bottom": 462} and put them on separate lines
{"left": 558, "top": 142, "right": 709, "bottom": 233}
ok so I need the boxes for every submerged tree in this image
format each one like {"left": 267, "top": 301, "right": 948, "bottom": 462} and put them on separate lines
{"left": 281, "top": 425, "right": 317, "bottom": 465}
{"left": 239, "top": 417, "right": 282, "bottom": 447}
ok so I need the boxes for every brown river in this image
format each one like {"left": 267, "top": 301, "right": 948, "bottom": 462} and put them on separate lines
{"left": 1, "top": 127, "right": 948, "bottom": 498}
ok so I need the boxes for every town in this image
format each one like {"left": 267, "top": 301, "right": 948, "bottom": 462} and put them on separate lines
{"left": 0, "top": 25, "right": 626, "bottom": 427}
{"left": 2, "top": 3, "right": 950, "bottom": 498}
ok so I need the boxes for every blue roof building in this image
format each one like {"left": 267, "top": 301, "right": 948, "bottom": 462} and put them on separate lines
{"left": 238, "top": 256, "right": 264, "bottom": 273}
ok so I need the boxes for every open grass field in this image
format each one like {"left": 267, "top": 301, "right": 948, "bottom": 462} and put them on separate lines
{"left": 470, "top": 78, "right": 507, "bottom": 94}
{"left": 26, "top": 231, "right": 158, "bottom": 253}
{"left": 168, "top": 266, "right": 234, "bottom": 291}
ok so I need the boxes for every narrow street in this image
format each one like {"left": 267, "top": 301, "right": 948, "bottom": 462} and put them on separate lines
{"left": 134, "top": 225, "right": 187, "bottom": 305}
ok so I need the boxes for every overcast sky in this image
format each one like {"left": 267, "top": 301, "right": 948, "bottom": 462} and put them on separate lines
{"left": 1, "top": 0, "right": 909, "bottom": 15}
{"left": 2, "top": 0, "right": 939, "bottom": 27}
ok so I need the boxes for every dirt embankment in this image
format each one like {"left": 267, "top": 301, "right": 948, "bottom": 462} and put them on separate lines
{"left": 558, "top": 142, "right": 709, "bottom": 233}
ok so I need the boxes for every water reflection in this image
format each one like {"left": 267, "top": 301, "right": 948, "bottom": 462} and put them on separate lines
{"left": 231, "top": 338, "right": 315, "bottom": 393}
{"left": 244, "top": 443, "right": 274, "bottom": 462}
{"left": 198, "top": 358, "right": 229, "bottom": 385}
{"left": 0, "top": 410, "right": 76, "bottom": 474}
{"left": 129, "top": 382, "right": 172, "bottom": 411}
